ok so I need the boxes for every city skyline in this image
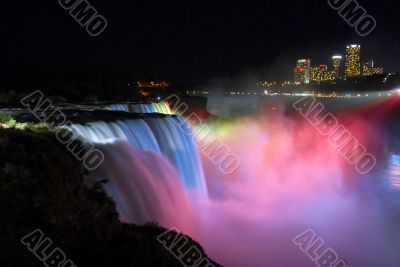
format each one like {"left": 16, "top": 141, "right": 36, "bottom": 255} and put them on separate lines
{"left": 293, "top": 43, "right": 384, "bottom": 84}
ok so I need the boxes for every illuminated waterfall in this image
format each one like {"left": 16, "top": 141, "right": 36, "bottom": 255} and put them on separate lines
{"left": 87, "top": 140, "right": 196, "bottom": 226}
{"left": 69, "top": 116, "right": 206, "bottom": 193}
{"left": 109, "top": 103, "right": 173, "bottom": 114}
{"left": 108, "top": 104, "right": 129, "bottom": 112}
{"left": 67, "top": 116, "right": 207, "bottom": 225}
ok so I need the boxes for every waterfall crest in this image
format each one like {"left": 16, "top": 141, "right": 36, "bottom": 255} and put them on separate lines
{"left": 109, "top": 103, "right": 173, "bottom": 114}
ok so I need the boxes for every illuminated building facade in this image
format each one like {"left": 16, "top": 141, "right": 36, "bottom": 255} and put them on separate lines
{"left": 294, "top": 59, "right": 311, "bottom": 84}
{"left": 345, "top": 44, "right": 361, "bottom": 78}
{"left": 363, "top": 59, "right": 384, "bottom": 77}
{"left": 310, "top": 65, "right": 336, "bottom": 83}
{"left": 294, "top": 66, "right": 306, "bottom": 84}
{"left": 332, "top": 55, "right": 342, "bottom": 79}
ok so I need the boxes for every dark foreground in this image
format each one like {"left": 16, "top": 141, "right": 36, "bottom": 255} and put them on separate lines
{"left": 0, "top": 128, "right": 220, "bottom": 267}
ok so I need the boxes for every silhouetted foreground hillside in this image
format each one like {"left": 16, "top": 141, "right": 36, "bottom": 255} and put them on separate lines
{"left": 0, "top": 128, "right": 220, "bottom": 267}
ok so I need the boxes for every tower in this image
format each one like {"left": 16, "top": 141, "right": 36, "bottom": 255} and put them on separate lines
{"left": 294, "top": 59, "right": 311, "bottom": 84}
{"left": 332, "top": 55, "right": 342, "bottom": 79}
{"left": 345, "top": 44, "right": 361, "bottom": 78}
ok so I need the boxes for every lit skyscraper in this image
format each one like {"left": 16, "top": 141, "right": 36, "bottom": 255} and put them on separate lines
{"left": 305, "top": 59, "right": 311, "bottom": 84}
{"left": 345, "top": 44, "right": 361, "bottom": 78}
{"left": 332, "top": 55, "right": 342, "bottom": 79}
{"left": 294, "top": 59, "right": 311, "bottom": 84}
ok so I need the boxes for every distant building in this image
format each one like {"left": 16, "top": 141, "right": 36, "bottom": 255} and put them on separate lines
{"left": 345, "top": 44, "right": 361, "bottom": 78}
{"left": 310, "top": 66, "right": 321, "bottom": 83}
{"left": 310, "top": 65, "right": 336, "bottom": 83}
{"left": 363, "top": 59, "right": 384, "bottom": 77}
{"left": 332, "top": 55, "right": 342, "bottom": 79}
{"left": 294, "top": 59, "right": 311, "bottom": 84}
{"left": 136, "top": 81, "right": 170, "bottom": 88}
{"left": 130, "top": 81, "right": 171, "bottom": 97}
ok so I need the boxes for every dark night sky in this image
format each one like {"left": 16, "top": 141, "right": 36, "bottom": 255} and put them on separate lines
{"left": 1, "top": 0, "right": 399, "bottom": 84}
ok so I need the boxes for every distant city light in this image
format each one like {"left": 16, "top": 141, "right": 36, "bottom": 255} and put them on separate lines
{"left": 136, "top": 81, "right": 170, "bottom": 88}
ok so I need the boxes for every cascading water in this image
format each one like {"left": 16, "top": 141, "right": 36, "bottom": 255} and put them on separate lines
{"left": 88, "top": 140, "right": 197, "bottom": 228}
{"left": 67, "top": 116, "right": 207, "bottom": 228}
{"left": 70, "top": 116, "right": 206, "bottom": 194}
{"left": 108, "top": 104, "right": 129, "bottom": 112}
{"left": 108, "top": 103, "right": 173, "bottom": 114}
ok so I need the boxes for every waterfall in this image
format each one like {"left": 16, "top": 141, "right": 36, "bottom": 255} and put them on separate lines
{"left": 67, "top": 116, "right": 207, "bottom": 225}
{"left": 109, "top": 103, "right": 173, "bottom": 114}
{"left": 69, "top": 116, "right": 206, "bottom": 193}
{"left": 88, "top": 141, "right": 196, "bottom": 227}
{"left": 108, "top": 104, "right": 130, "bottom": 112}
